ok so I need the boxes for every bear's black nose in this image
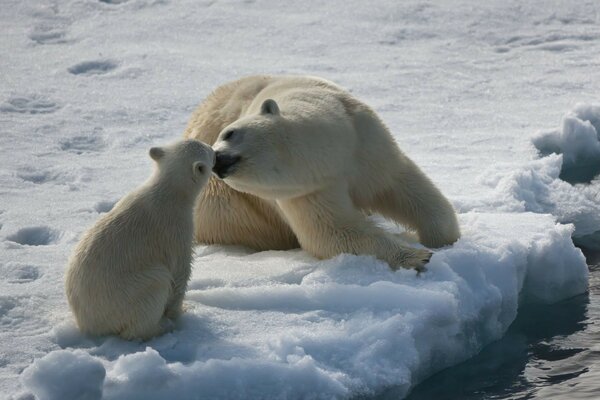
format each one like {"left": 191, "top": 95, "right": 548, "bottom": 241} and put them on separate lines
{"left": 213, "top": 151, "right": 241, "bottom": 179}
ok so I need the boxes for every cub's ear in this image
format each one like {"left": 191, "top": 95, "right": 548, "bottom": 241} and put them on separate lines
{"left": 260, "top": 99, "right": 280, "bottom": 116}
{"left": 192, "top": 161, "right": 206, "bottom": 176}
{"left": 149, "top": 146, "right": 165, "bottom": 161}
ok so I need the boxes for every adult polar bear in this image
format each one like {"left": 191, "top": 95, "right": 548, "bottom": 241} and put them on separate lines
{"left": 184, "top": 75, "right": 460, "bottom": 269}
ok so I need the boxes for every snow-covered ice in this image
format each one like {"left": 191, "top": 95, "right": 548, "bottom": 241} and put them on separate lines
{"left": 528, "top": 104, "right": 600, "bottom": 249}
{"left": 15, "top": 215, "right": 590, "bottom": 400}
{"left": 465, "top": 104, "right": 600, "bottom": 251}
{"left": 21, "top": 350, "right": 105, "bottom": 400}
{"left": 1, "top": 0, "right": 598, "bottom": 399}
{"left": 533, "top": 104, "right": 600, "bottom": 184}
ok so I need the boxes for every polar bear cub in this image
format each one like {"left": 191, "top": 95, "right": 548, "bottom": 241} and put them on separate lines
{"left": 65, "top": 140, "right": 214, "bottom": 340}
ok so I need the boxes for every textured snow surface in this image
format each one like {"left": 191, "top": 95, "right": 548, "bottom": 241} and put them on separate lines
{"left": 1, "top": 0, "right": 598, "bottom": 399}
{"left": 533, "top": 104, "right": 600, "bottom": 184}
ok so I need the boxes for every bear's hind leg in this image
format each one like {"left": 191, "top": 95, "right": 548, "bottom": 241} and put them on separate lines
{"left": 119, "top": 266, "right": 172, "bottom": 341}
{"left": 278, "top": 184, "right": 431, "bottom": 270}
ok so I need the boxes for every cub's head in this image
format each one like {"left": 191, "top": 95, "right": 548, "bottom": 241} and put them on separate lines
{"left": 149, "top": 139, "right": 215, "bottom": 193}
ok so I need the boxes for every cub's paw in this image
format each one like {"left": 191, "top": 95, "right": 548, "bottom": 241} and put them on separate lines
{"left": 179, "top": 302, "right": 195, "bottom": 315}
{"left": 164, "top": 307, "right": 182, "bottom": 320}
{"left": 164, "top": 302, "right": 193, "bottom": 320}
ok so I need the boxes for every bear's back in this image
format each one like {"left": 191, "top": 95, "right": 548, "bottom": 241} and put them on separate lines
{"left": 184, "top": 75, "right": 364, "bottom": 145}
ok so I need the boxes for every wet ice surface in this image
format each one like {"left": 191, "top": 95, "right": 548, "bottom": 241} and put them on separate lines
{"left": 404, "top": 249, "right": 600, "bottom": 400}
{"left": 1, "top": 0, "right": 599, "bottom": 399}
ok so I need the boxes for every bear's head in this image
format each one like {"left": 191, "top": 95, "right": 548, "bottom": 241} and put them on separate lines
{"left": 150, "top": 139, "right": 214, "bottom": 195}
{"left": 212, "top": 98, "right": 337, "bottom": 200}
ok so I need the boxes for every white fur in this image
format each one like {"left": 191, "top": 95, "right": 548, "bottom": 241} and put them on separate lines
{"left": 65, "top": 140, "right": 214, "bottom": 340}
{"left": 185, "top": 75, "right": 460, "bottom": 269}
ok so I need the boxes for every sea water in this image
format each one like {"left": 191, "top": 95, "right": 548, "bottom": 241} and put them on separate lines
{"left": 393, "top": 249, "right": 600, "bottom": 400}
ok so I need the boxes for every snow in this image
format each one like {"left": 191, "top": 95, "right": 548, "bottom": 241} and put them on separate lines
{"left": 533, "top": 104, "right": 600, "bottom": 184}
{"left": 16, "top": 214, "right": 590, "bottom": 400}
{"left": 1, "top": 0, "right": 599, "bottom": 399}
{"left": 21, "top": 350, "right": 105, "bottom": 400}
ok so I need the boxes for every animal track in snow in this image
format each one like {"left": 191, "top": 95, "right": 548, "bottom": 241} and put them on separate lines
{"left": 0, "top": 297, "right": 17, "bottom": 320}
{"left": 94, "top": 200, "right": 116, "bottom": 213}
{"left": 188, "top": 278, "right": 227, "bottom": 291}
{"left": 497, "top": 32, "right": 599, "bottom": 53}
{"left": 17, "top": 166, "right": 93, "bottom": 189}
{"left": 17, "top": 169, "right": 60, "bottom": 184}
{"left": 505, "top": 33, "right": 597, "bottom": 47}
{"left": 28, "top": 3, "right": 73, "bottom": 45}
{"left": 5, "top": 226, "right": 61, "bottom": 246}
{"left": 68, "top": 60, "right": 118, "bottom": 76}
{"left": 16, "top": 164, "right": 81, "bottom": 185}
{"left": 0, "top": 296, "right": 45, "bottom": 333}
{"left": 0, "top": 95, "right": 60, "bottom": 114}
{"left": 3, "top": 264, "right": 42, "bottom": 284}
{"left": 60, "top": 134, "right": 106, "bottom": 154}
{"left": 29, "top": 24, "right": 69, "bottom": 45}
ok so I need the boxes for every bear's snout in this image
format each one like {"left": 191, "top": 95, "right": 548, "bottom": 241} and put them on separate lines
{"left": 213, "top": 151, "right": 241, "bottom": 179}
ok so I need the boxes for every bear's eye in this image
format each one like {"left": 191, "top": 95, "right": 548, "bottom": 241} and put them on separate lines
{"left": 196, "top": 164, "right": 204, "bottom": 174}
{"left": 223, "top": 130, "right": 235, "bottom": 141}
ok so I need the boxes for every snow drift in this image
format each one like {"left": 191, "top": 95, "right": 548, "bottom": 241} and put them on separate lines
{"left": 529, "top": 104, "right": 600, "bottom": 249}
{"left": 532, "top": 103, "right": 600, "bottom": 251}
{"left": 460, "top": 104, "right": 600, "bottom": 251}
{"left": 532, "top": 103, "right": 600, "bottom": 184}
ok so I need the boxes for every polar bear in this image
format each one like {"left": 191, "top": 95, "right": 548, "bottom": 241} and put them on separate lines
{"left": 65, "top": 140, "right": 214, "bottom": 340}
{"left": 184, "top": 75, "right": 460, "bottom": 269}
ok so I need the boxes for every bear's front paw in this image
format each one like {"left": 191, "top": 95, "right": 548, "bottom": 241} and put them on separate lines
{"left": 392, "top": 248, "right": 432, "bottom": 271}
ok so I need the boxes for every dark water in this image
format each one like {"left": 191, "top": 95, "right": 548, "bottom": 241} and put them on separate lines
{"left": 386, "top": 248, "right": 600, "bottom": 400}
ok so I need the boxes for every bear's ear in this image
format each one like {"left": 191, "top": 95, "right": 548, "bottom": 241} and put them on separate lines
{"left": 149, "top": 146, "right": 165, "bottom": 161}
{"left": 260, "top": 99, "right": 280, "bottom": 116}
